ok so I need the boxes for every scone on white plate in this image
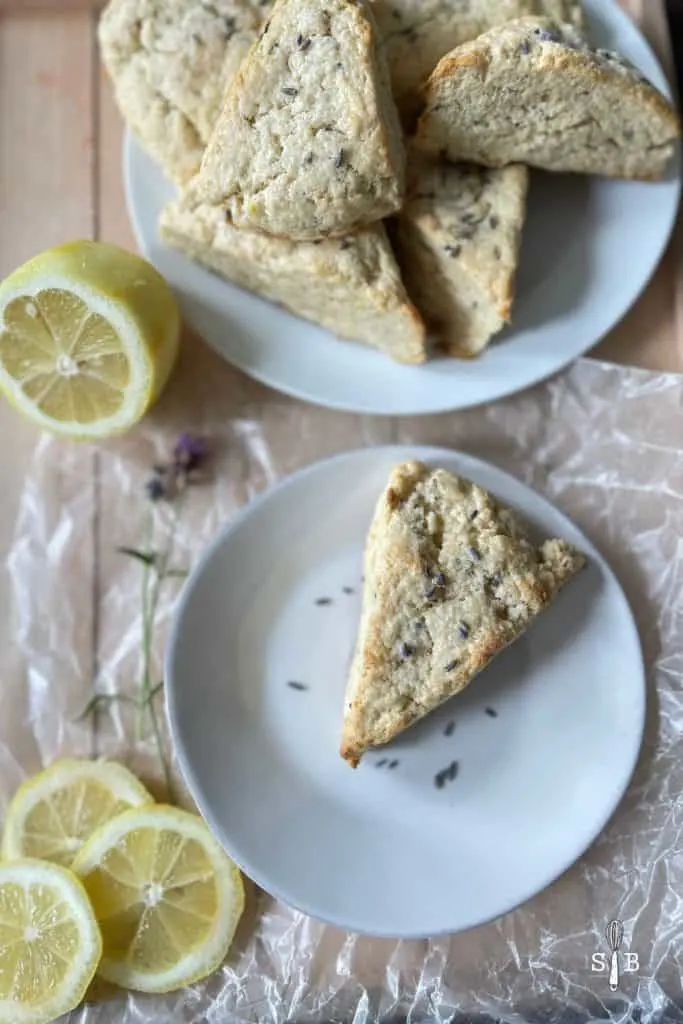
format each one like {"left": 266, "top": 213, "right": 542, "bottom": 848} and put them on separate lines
{"left": 393, "top": 157, "right": 529, "bottom": 357}
{"left": 160, "top": 195, "right": 427, "bottom": 364}
{"left": 416, "top": 17, "right": 681, "bottom": 180}
{"left": 372, "top": 0, "right": 585, "bottom": 120}
{"left": 340, "top": 460, "right": 585, "bottom": 766}
{"left": 195, "top": 0, "right": 406, "bottom": 240}
{"left": 99, "top": 0, "right": 269, "bottom": 185}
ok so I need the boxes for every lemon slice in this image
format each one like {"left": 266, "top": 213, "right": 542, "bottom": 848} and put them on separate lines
{"left": 72, "top": 805, "right": 245, "bottom": 993}
{"left": 1, "top": 759, "right": 154, "bottom": 868}
{"left": 0, "top": 858, "right": 102, "bottom": 1024}
{"left": 0, "top": 241, "right": 180, "bottom": 438}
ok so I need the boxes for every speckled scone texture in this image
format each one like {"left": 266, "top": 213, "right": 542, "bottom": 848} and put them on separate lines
{"left": 160, "top": 194, "right": 426, "bottom": 363}
{"left": 99, "top": 0, "right": 269, "bottom": 185}
{"left": 394, "top": 157, "right": 528, "bottom": 356}
{"left": 416, "top": 17, "right": 681, "bottom": 180}
{"left": 372, "top": 0, "right": 584, "bottom": 119}
{"left": 196, "top": 0, "right": 406, "bottom": 240}
{"left": 340, "top": 461, "right": 585, "bottom": 766}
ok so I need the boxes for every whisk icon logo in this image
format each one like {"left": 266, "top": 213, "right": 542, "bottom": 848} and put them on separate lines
{"left": 591, "top": 919, "right": 639, "bottom": 990}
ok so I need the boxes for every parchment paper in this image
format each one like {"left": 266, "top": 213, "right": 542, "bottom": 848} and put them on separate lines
{"left": 2, "top": 350, "right": 682, "bottom": 1023}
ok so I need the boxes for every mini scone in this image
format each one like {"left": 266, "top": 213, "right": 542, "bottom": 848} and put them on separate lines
{"left": 372, "top": 0, "right": 585, "bottom": 120}
{"left": 160, "top": 195, "right": 427, "bottom": 363}
{"left": 393, "top": 156, "right": 529, "bottom": 357}
{"left": 99, "top": 0, "right": 269, "bottom": 185}
{"left": 340, "top": 461, "right": 585, "bottom": 766}
{"left": 416, "top": 17, "right": 681, "bottom": 180}
{"left": 196, "top": 0, "right": 406, "bottom": 240}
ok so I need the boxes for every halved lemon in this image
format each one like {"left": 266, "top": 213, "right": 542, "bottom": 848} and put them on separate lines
{"left": 0, "top": 241, "right": 180, "bottom": 438}
{"left": 1, "top": 759, "right": 154, "bottom": 868}
{"left": 72, "top": 805, "right": 245, "bottom": 993}
{"left": 0, "top": 858, "right": 102, "bottom": 1024}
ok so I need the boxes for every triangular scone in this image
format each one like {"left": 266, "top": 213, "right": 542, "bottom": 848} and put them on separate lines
{"left": 373, "top": 0, "right": 585, "bottom": 120}
{"left": 394, "top": 157, "right": 529, "bottom": 357}
{"left": 341, "top": 461, "right": 584, "bottom": 766}
{"left": 99, "top": 0, "right": 268, "bottom": 185}
{"left": 195, "top": 0, "right": 406, "bottom": 240}
{"left": 416, "top": 18, "right": 681, "bottom": 180}
{"left": 160, "top": 195, "right": 427, "bottom": 363}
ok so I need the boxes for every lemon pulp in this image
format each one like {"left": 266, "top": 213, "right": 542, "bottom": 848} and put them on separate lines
{"left": 1, "top": 289, "right": 131, "bottom": 423}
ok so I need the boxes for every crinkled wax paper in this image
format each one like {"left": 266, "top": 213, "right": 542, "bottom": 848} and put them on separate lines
{"left": 2, "top": 347, "right": 683, "bottom": 1023}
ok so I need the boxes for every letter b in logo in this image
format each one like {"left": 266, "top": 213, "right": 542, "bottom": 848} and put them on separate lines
{"left": 623, "top": 953, "right": 640, "bottom": 973}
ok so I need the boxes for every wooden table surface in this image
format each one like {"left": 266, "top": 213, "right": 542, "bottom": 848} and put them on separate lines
{"left": 0, "top": 1, "right": 681, "bottom": 748}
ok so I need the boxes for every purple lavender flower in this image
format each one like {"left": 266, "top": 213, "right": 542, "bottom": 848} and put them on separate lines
{"left": 173, "top": 434, "right": 208, "bottom": 473}
{"left": 145, "top": 435, "right": 210, "bottom": 502}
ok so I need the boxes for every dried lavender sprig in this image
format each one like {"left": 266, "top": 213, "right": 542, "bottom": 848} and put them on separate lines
{"left": 81, "top": 435, "right": 210, "bottom": 803}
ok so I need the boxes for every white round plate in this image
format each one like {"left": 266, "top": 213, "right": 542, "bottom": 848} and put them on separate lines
{"left": 166, "top": 446, "right": 645, "bottom": 937}
{"left": 125, "top": 0, "right": 680, "bottom": 416}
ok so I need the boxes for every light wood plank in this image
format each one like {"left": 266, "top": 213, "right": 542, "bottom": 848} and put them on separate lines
{"left": 0, "top": 12, "right": 96, "bottom": 766}
{"left": 594, "top": 217, "right": 683, "bottom": 373}
{"left": 0, "top": 13, "right": 95, "bottom": 274}
{"left": 97, "top": 60, "right": 137, "bottom": 251}
{"left": 595, "top": 0, "right": 683, "bottom": 372}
